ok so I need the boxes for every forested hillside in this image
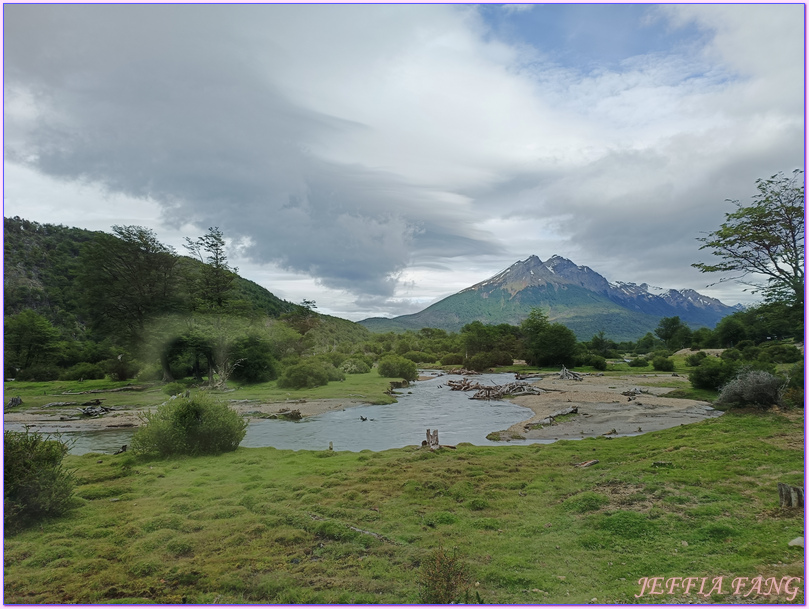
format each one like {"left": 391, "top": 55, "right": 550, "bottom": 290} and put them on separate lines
{"left": 3, "top": 217, "right": 370, "bottom": 383}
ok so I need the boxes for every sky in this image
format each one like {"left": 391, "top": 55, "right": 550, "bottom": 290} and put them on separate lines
{"left": 3, "top": 3, "right": 805, "bottom": 321}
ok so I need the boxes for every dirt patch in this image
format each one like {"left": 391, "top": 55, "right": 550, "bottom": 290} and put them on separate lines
{"left": 493, "top": 373, "right": 722, "bottom": 441}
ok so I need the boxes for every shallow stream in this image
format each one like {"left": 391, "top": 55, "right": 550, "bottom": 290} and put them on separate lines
{"left": 42, "top": 372, "right": 551, "bottom": 455}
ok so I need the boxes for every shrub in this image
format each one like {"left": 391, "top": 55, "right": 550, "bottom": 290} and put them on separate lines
{"left": 441, "top": 353, "right": 465, "bottom": 366}
{"left": 490, "top": 351, "right": 514, "bottom": 366}
{"left": 377, "top": 355, "right": 418, "bottom": 381}
{"left": 715, "top": 369, "right": 786, "bottom": 409}
{"left": 760, "top": 343, "right": 803, "bottom": 364}
{"left": 720, "top": 348, "right": 742, "bottom": 361}
{"left": 684, "top": 352, "right": 708, "bottom": 367}
{"left": 627, "top": 358, "right": 648, "bottom": 368}
{"left": 587, "top": 355, "right": 607, "bottom": 371}
{"left": 60, "top": 362, "right": 105, "bottom": 381}
{"left": 418, "top": 545, "right": 471, "bottom": 604}
{"left": 15, "top": 364, "right": 61, "bottom": 382}
{"left": 4, "top": 429, "right": 75, "bottom": 534}
{"left": 131, "top": 393, "right": 247, "bottom": 457}
{"left": 321, "top": 363, "right": 346, "bottom": 382}
{"left": 782, "top": 362, "right": 804, "bottom": 409}
{"left": 651, "top": 356, "right": 674, "bottom": 372}
{"left": 403, "top": 351, "right": 437, "bottom": 364}
{"left": 340, "top": 358, "right": 371, "bottom": 374}
{"left": 689, "top": 358, "right": 739, "bottom": 391}
{"left": 465, "top": 353, "right": 496, "bottom": 372}
{"left": 277, "top": 362, "right": 330, "bottom": 389}
{"left": 230, "top": 336, "right": 277, "bottom": 384}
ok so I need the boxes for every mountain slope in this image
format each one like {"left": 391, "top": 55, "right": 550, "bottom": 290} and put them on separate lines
{"left": 360, "top": 255, "right": 740, "bottom": 340}
{"left": 3, "top": 216, "right": 297, "bottom": 334}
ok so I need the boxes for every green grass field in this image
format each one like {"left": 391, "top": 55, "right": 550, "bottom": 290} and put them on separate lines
{"left": 4, "top": 409, "right": 803, "bottom": 604}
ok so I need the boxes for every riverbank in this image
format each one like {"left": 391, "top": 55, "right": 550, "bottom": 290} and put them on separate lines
{"left": 495, "top": 372, "right": 721, "bottom": 440}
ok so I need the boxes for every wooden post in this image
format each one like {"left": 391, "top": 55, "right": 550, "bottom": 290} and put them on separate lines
{"left": 778, "top": 483, "right": 804, "bottom": 508}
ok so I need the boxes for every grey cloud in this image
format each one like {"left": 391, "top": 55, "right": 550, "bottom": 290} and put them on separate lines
{"left": 4, "top": 4, "right": 499, "bottom": 299}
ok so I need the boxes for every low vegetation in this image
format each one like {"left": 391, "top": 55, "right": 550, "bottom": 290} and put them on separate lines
{"left": 3, "top": 411, "right": 803, "bottom": 604}
{"left": 131, "top": 393, "right": 247, "bottom": 458}
{"left": 4, "top": 429, "right": 75, "bottom": 534}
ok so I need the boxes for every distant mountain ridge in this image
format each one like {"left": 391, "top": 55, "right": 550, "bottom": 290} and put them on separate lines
{"left": 359, "top": 255, "right": 741, "bottom": 340}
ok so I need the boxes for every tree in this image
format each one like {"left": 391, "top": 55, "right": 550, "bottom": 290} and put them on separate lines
{"left": 655, "top": 316, "right": 692, "bottom": 351}
{"left": 79, "top": 225, "right": 179, "bottom": 346}
{"left": 693, "top": 170, "right": 804, "bottom": 308}
{"left": 4, "top": 310, "right": 60, "bottom": 370}
{"left": 521, "top": 309, "right": 577, "bottom": 367}
{"left": 184, "top": 227, "right": 238, "bottom": 310}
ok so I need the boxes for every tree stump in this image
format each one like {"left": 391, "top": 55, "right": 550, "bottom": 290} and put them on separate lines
{"left": 778, "top": 483, "right": 804, "bottom": 508}
{"left": 6, "top": 396, "right": 22, "bottom": 410}
{"left": 426, "top": 429, "right": 440, "bottom": 450}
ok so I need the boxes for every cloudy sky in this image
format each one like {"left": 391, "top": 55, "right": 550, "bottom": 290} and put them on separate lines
{"left": 4, "top": 3, "right": 804, "bottom": 321}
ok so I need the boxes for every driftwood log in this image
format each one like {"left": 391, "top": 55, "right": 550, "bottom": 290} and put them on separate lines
{"left": 557, "top": 366, "right": 584, "bottom": 381}
{"left": 515, "top": 373, "right": 543, "bottom": 380}
{"left": 77, "top": 405, "right": 113, "bottom": 417}
{"left": 778, "top": 483, "right": 804, "bottom": 508}
{"left": 469, "top": 382, "right": 544, "bottom": 400}
{"left": 447, "top": 379, "right": 543, "bottom": 400}
{"left": 446, "top": 368, "right": 481, "bottom": 376}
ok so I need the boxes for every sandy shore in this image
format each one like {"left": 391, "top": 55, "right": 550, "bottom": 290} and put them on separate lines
{"left": 3, "top": 398, "right": 371, "bottom": 434}
{"left": 497, "top": 373, "right": 721, "bottom": 440}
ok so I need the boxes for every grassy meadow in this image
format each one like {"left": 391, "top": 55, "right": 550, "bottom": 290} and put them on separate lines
{"left": 4, "top": 406, "right": 804, "bottom": 604}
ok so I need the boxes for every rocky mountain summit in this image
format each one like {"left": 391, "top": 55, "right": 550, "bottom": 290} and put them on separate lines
{"left": 360, "top": 255, "right": 740, "bottom": 340}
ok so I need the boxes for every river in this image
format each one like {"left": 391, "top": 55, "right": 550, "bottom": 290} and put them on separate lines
{"left": 49, "top": 372, "right": 551, "bottom": 455}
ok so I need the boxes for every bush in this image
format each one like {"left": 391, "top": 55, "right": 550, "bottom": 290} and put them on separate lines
{"left": 277, "top": 362, "right": 330, "bottom": 389}
{"left": 684, "top": 352, "right": 708, "bottom": 367}
{"left": 60, "top": 362, "right": 105, "bottom": 381}
{"left": 403, "top": 351, "right": 437, "bottom": 364}
{"left": 230, "top": 336, "right": 278, "bottom": 384}
{"left": 715, "top": 369, "right": 786, "bottom": 408}
{"left": 418, "top": 545, "right": 471, "bottom": 604}
{"left": 321, "top": 363, "right": 346, "bottom": 382}
{"left": 587, "top": 355, "right": 607, "bottom": 371}
{"left": 490, "top": 351, "right": 514, "bottom": 366}
{"left": 441, "top": 353, "right": 465, "bottom": 366}
{"left": 4, "top": 429, "right": 75, "bottom": 534}
{"left": 651, "top": 356, "right": 674, "bottom": 372}
{"left": 131, "top": 393, "right": 247, "bottom": 457}
{"left": 377, "top": 355, "right": 418, "bottom": 381}
{"left": 760, "top": 343, "right": 803, "bottom": 364}
{"left": 340, "top": 358, "right": 371, "bottom": 374}
{"left": 627, "top": 358, "right": 648, "bottom": 368}
{"left": 689, "top": 358, "right": 739, "bottom": 391}
{"left": 15, "top": 364, "right": 61, "bottom": 382}
{"left": 465, "top": 352, "right": 496, "bottom": 372}
{"left": 720, "top": 348, "right": 742, "bottom": 361}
